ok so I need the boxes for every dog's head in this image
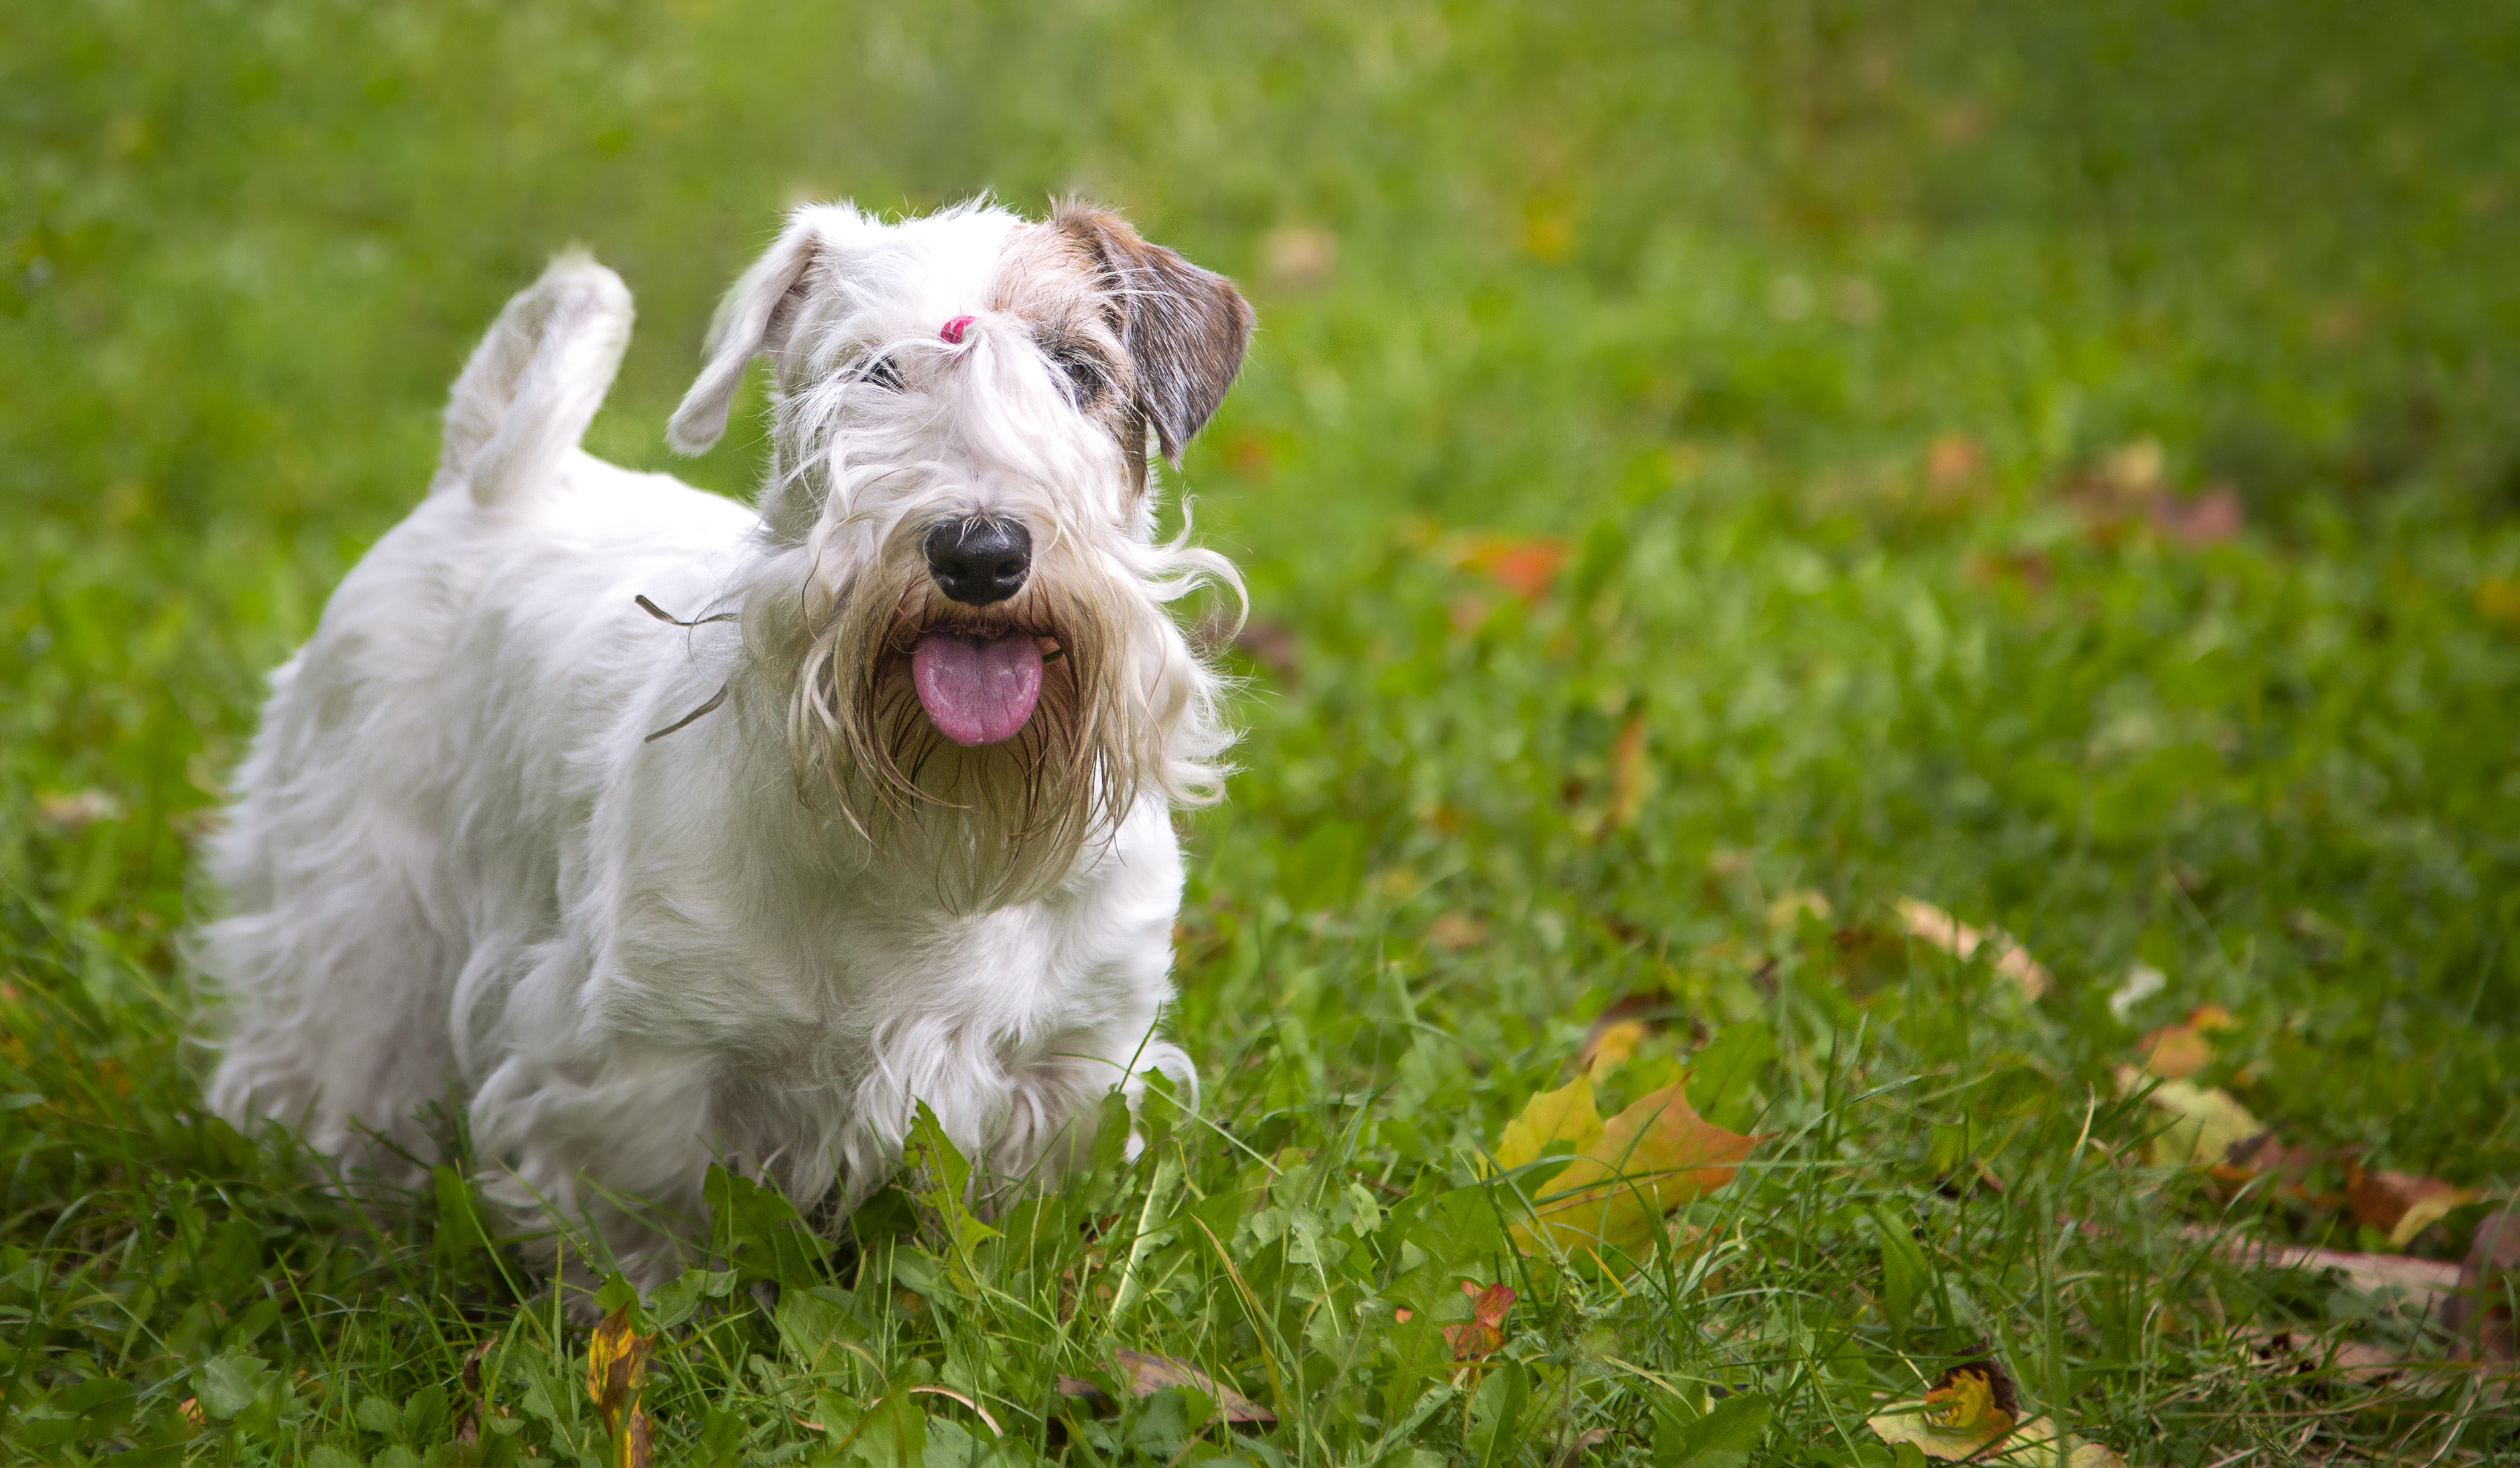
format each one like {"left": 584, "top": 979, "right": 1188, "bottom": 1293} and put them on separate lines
{"left": 670, "top": 200, "right": 1252, "bottom": 908}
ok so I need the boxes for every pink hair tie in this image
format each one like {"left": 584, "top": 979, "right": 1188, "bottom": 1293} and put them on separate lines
{"left": 939, "top": 315, "right": 976, "bottom": 344}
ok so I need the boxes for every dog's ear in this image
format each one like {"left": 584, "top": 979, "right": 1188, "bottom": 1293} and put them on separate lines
{"left": 667, "top": 212, "right": 827, "bottom": 456}
{"left": 1052, "top": 203, "right": 1254, "bottom": 466}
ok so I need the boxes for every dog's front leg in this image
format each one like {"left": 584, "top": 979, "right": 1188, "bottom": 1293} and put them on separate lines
{"left": 468, "top": 1043, "right": 725, "bottom": 1296}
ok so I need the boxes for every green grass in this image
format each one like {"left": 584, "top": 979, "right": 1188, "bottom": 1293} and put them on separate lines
{"left": 7, "top": 1, "right": 2520, "bottom": 1463}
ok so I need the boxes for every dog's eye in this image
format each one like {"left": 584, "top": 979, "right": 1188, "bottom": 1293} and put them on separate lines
{"left": 1052, "top": 347, "right": 1106, "bottom": 406}
{"left": 860, "top": 353, "right": 904, "bottom": 390}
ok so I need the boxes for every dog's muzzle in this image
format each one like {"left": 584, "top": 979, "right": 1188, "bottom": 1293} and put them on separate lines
{"left": 924, "top": 517, "right": 1031, "bottom": 607}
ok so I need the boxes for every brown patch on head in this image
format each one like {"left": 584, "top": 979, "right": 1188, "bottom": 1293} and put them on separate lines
{"left": 1046, "top": 202, "right": 1254, "bottom": 467}
{"left": 991, "top": 223, "right": 1145, "bottom": 485}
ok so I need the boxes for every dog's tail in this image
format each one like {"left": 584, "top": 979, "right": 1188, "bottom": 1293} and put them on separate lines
{"left": 434, "top": 249, "right": 634, "bottom": 508}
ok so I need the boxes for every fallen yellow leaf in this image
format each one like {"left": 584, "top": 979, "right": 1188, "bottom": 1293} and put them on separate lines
{"left": 2117, "top": 1068, "right": 2266, "bottom": 1168}
{"left": 2388, "top": 1192, "right": 2477, "bottom": 1250}
{"left": 1509, "top": 1083, "right": 1755, "bottom": 1256}
{"left": 1866, "top": 1361, "right": 2016, "bottom": 1460}
{"left": 1489, "top": 1075, "right": 1603, "bottom": 1174}
{"left": 1869, "top": 1358, "right": 2139, "bottom": 1468}
{"left": 2006, "top": 1417, "right": 2133, "bottom": 1468}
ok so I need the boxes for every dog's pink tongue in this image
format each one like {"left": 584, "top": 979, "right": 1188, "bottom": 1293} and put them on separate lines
{"left": 911, "top": 630, "right": 1044, "bottom": 746}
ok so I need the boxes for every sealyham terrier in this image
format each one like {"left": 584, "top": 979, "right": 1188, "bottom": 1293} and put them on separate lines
{"left": 200, "top": 199, "right": 1253, "bottom": 1290}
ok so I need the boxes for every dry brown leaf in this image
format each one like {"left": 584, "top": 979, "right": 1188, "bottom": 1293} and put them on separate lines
{"left": 2444, "top": 1208, "right": 2518, "bottom": 1363}
{"left": 452, "top": 1332, "right": 500, "bottom": 1445}
{"left": 2151, "top": 486, "right": 2244, "bottom": 546}
{"left": 617, "top": 1414, "right": 651, "bottom": 1468}
{"left": 1509, "top": 1083, "right": 1754, "bottom": 1256}
{"left": 1577, "top": 994, "right": 1663, "bottom": 1078}
{"left": 1444, "top": 1280, "right": 1517, "bottom": 1360}
{"left": 2136, "top": 1025, "right": 2214, "bottom": 1080}
{"left": 586, "top": 1304, "right": 653, "bottom": 1468}
{"left": 1608, "top": 714, "right": 1653, "bottom": 829}
{"left": 2136, "top": 1005, "right": 2239, "bottom": 1080}
{"left": 2211, "top": 1231, "right": 2467, "bottom": 1302}
{"left": 905, "top": 1384, "right": 1003, "bottom": 1436}
{"left": 2210, "top": 1131, "right": 2326, "bottom": 1199}
{"left": 1113, "top": 1349, "right": 1275, "bottom": 1424}
{"left": 2325, "top": 1341, "right": 2410, "bottom": 1384}
{"left": 2241, "top": 1327, "right": 2434, "bottom": 1391}
{"left": 1897, "top": 896, "right": 2050, "bottom": 999}
{"left": 1054, "top": 1353, "right": 1275, "bottom": 1424}
{"left": 2346, "top": 1162, "right": 2481, "bottom": 1249}
{"left": 1550, "top": 1427, "right": 1617, "bottom": 1468}
{"left": 1926, "top": 434, "right": 1984, "bottom": 490}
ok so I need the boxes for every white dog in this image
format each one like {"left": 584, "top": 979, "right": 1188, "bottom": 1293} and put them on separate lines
{"left": 200, "top": 199, "right": 1252, "bottom": 1289}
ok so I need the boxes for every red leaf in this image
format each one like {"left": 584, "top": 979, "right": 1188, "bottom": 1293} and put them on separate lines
{"left": 1443, "top": 1280, "right": 1517, "bottom": 1359}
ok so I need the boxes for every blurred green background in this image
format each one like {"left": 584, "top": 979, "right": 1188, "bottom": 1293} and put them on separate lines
{"left": 6, "top": 1, "right": 2520, "bottom": 1459}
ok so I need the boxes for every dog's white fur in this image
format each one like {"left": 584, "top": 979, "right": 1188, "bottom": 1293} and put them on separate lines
{"left": 199, "top": 199, "right": 1252, "bottom": 1289}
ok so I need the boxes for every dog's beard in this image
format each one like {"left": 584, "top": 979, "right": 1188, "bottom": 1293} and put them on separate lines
{"left": 776, "top": 534, "right": 1156, "bottom": 913}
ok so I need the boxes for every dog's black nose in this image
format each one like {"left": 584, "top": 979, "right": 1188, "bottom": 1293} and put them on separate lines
{"left": 924, "top": 517, "right": 1032, "bottom": 606}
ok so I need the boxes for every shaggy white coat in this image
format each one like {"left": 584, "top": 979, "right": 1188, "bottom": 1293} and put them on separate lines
{"left": 200, "top": 200, "right": 1247, "bottom": 1288}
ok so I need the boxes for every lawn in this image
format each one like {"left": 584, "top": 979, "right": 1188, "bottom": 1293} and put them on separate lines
{"left": 5, "top": 2, "right": 2519, "bottom": 1463}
